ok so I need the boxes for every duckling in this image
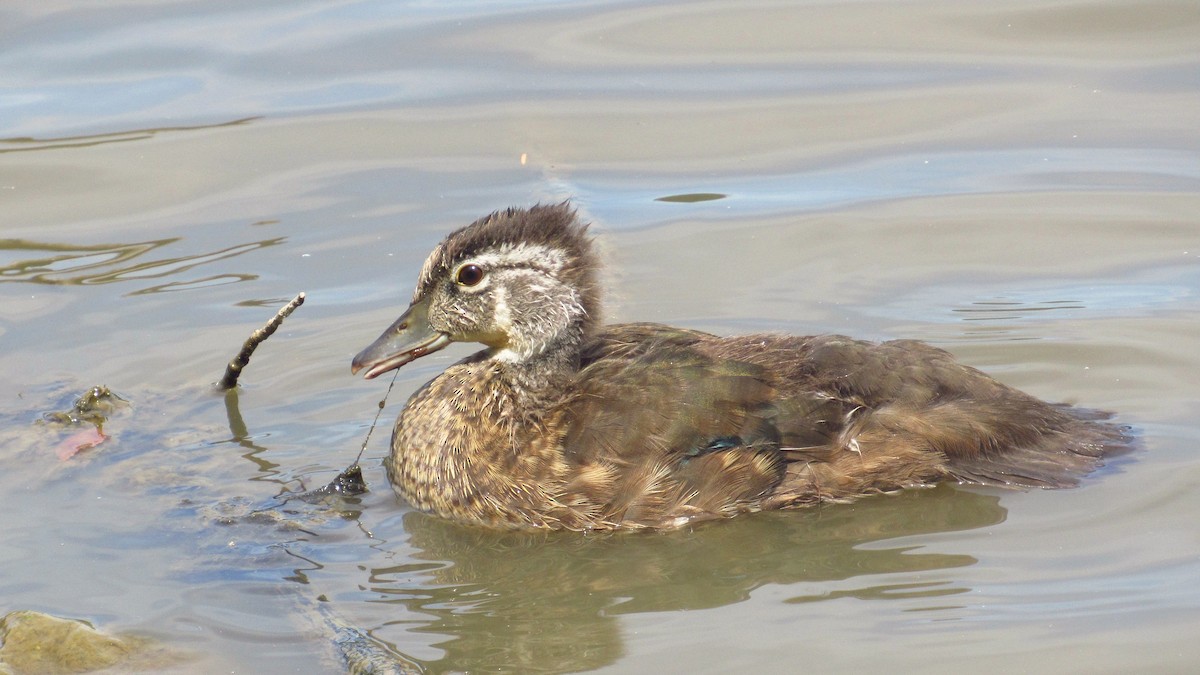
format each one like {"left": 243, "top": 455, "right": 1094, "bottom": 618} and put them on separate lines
{"left": 351, "top": 203, "right": 1130, "bottom": 530}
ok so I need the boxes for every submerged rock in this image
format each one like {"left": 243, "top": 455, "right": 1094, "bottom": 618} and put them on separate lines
{"left": 0, "top": 610, "right": 177, "bottom": 674}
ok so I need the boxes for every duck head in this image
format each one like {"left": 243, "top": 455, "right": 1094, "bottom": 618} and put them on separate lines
{"left": 351, "top": 203, "right": 601, "bottom": 379}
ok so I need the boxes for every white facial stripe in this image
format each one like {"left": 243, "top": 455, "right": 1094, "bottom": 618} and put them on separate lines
{"left": 493, "top": 284, "right": 511, "bottom": 330}
{"left": 467, "top": 243, "right": 567, "bottom": 275}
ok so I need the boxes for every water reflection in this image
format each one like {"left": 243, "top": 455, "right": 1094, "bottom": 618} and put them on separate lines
{"left": 370, "top": 486, "right": 1004, "bottom": 672}
{"left": 0, "top": 237, "right": 283, "bottom": 291}
{"left": 0, "top": 117, "right": 259, "bottom": 154}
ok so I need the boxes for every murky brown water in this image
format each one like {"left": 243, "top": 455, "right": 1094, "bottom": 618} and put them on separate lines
{"left": 3, "top": 1, "right": 1198, "bottom": 673}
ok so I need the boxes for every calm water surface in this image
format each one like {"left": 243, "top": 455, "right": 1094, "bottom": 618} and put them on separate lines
{"left": 2, "top": 1, "right": 1198, "bottom": 673}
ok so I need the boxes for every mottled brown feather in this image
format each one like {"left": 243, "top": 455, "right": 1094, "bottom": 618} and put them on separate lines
{"left": 363, "top": 204, "right": 1135, "bottom": 531}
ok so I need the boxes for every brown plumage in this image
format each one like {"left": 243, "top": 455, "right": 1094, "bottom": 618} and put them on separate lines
{"left": 351, "top": 203, "right": 1132, "bottom": 530}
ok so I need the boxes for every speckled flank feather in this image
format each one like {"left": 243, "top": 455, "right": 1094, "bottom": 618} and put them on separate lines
{"left": 360, "top": 204, "right": 1135, "bottom": 531}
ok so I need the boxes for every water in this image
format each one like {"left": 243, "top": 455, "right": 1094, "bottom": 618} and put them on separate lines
{"left": 2, "top": 1, "right": 1198, "bottom": 672}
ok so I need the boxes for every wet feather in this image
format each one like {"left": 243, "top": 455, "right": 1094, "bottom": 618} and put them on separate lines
{"left": 355, "top": 203, "right": 1135, "bottom": 531}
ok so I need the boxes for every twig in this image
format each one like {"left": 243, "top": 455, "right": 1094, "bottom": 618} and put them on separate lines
{"left": 353, "top": 368, "right": 400, "bottom": 466}
{"left": 218, "top": 292, "right": 306, "bottom": 390}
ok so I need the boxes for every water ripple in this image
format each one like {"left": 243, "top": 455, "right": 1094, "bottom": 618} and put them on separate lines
{"left": 0, "top": 237, "right": 284, "bottom": 292}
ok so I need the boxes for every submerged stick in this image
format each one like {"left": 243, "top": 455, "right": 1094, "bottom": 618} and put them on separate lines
{"left": 218, "top": 292, "right": 305, "bottom": 390}
{"left": 290, "top": 369, "right": 398, "bottom": 501}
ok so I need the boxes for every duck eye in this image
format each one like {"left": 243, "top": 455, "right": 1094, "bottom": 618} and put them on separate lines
{"left": 456, "top": 263, "right": 485, "bottom": 287}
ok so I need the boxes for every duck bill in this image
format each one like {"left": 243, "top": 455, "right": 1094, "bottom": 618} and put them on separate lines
{"left": 351, "top": 299, "right": 451, "bottom": 380}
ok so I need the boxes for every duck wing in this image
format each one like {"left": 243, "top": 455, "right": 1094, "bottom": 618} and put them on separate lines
{"left": 557, "top": 324, "right": 787, "bottom": 526}
{"left": 698, "top": 334, "right": 1134, "bottom": 501}
{"left": 558, "top": 327, "right": 1133, "bottom": 525}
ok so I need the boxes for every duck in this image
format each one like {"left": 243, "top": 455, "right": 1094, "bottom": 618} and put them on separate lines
{"left": 351, "top": 203, "right": 1131, "bottom": 531}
